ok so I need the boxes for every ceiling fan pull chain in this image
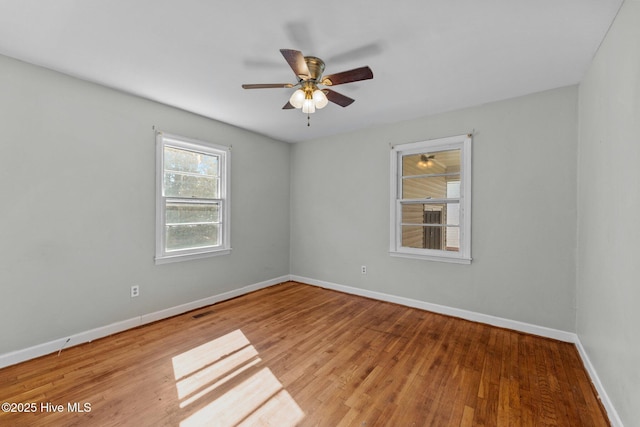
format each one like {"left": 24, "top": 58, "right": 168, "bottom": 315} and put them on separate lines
{"left": 307, "top": 114, "right": 310, "bottom": 127}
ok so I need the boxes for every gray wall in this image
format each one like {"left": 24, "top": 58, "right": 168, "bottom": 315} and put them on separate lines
{"left": 0, "top": 54, "right": 291, "bottom": 354}
{"left": 577, "top": 0, "right": 640, "bottom": 424}
{"left": 290, "top": 85, "right": 578, "bottom": 331}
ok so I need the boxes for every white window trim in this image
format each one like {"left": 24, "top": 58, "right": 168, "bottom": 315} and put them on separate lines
{"left": 155, "top": 132, "right": 231, "bottom": 264}
{"left": 389, "top": 134, "right": 472, "bottom": 264}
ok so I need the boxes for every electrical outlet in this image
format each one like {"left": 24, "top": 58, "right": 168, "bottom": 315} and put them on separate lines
{"left": 131, "top": 285, "right": 140, "bottom": 298}
{"left": 361, "top": 265, "right": 367, "bottom": 274}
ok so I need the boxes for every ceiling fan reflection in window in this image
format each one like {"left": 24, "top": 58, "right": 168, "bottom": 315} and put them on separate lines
{"left": 242, "top": 49, "right": 373, "bottom": 125}
{"left": 417, "top": 154, "right": 435, "bottom": 169}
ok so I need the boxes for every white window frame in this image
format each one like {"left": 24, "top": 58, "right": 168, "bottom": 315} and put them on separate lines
{"left": 389, "top": 134, "right": 472, "bottom": 264}
{"left": 155, "top": 132, "right": 231, "bottom": 264}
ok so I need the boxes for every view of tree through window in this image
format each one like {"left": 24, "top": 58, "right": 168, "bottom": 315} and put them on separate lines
{"left": 164, "top": 147, "right": 219, "bottom": 198}
{"left": 156, "top": 133, "right": 230, "bottom": 263}
{"left": 164, "top": 147, "right": 220, "bottom": 251}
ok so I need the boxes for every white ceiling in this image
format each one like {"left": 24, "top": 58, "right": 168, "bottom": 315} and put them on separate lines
{"left": 0, "top": 0, "right": 622, "bottom": 143}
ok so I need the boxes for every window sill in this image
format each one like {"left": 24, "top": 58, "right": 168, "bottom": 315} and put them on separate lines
{"left": 389, "top": 251, "right": 471, "bottom": 264}
{"left": 155, "top": 248, "right": 232, "bottom": 265}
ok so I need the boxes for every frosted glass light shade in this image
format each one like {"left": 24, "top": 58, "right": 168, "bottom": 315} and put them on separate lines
{"left": 289, "top": 89, "right": 305, "bottom": 108}
{"left": 312, "top": 89, "right": 328, "bottom": 109}
{"left": 302, "top": 98, "right": 316, "bottom": 114}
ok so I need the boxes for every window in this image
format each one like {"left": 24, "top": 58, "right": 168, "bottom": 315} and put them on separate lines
{"left": 390, "top": 134, "right": 471, "bottom": 263}
{"left": 156, "top": 132, "right": 230, "bottom": 264}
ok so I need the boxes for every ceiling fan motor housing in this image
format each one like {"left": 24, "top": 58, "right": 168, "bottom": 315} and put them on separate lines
{"left": 303, "top": 56, "right": 325, "bottom": 82}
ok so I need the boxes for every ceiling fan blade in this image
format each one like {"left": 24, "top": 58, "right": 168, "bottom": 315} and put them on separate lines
{"left": 280, "top": 49, "right": 310, "bottom": 79}
{"left": 282, "top": 101, "right": 295, "bottom": 110}
{"left": 321, "top": 66, "right": 373, "bottom": 86}
{"left": 242, "top": 83, "right": 294, "bottom": 89}
{"left": 324, "top": 89, "right": 355, "bottom": 107}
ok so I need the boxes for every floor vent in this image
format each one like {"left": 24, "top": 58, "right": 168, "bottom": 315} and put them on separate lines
{"left": 192, "top": 310, "right": 214, "bottom": 319}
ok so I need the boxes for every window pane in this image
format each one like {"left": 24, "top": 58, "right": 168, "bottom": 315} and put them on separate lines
{"left": 401, "top": 201, "right": 460, "bottom": 250}
{"left": 165, "top": 146, "right": 219, "bottom": 175}
{"left": 402, "top": 176, "right": 459, "bottom": 199}
{"left": 401, "top": 203, "right": 459, "bottom": 226}
{"left": 166, "top": 202, "right": 219, "bottom": 224}
{"left": 164, "top": 147, "right": 219, "bottom": 198}
{"left": 401, "top": 225, "right": 459, "bottom": 251}
{"left": 165, "top": 201, "right": 220, "bottom": 251}
{"left": 402, "top": 225, "right": 427, "bottom": 249}
{"left": 166, "top": 224, "right": 220, "bottom": 251}
{"left": 402, "top": 149, "right": 460, "bottom": 176}
{"left": 164, "top": 173, "right": 219, "bottom": 198}
{"left": 402, "top": 149, "right": 460, "bottom": 199}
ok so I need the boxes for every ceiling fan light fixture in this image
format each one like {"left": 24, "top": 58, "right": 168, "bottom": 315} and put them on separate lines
{"left": 302, "top": 97, "right": 316, "bottom": 114}
{"left": 289, "top": 89, "right": 305, "bottom": 109}
{"left": 418, "top": 154, "right": 435, "bottom": 169}
{"left": 312, "top": 89, "right": 328, "bottom": 109}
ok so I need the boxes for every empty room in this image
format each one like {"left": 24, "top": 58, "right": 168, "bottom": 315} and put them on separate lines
{"left": 0, "top": 0, "right": 638, "bottom": 426}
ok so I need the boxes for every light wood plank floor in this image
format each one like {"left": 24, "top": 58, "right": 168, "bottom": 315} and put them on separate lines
{"left": 0, "top": 281, "right": 609, "bottom": 426}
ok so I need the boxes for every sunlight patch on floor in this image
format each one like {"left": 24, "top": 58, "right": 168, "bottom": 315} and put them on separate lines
{"left": 172, "top": 329, "right": 251, "bottom": 381}
{"left": 175, "top": 344, "right": 260, "bottom": 403}
{"left": 172, "top": 329, "right": 305, "bottom": 426}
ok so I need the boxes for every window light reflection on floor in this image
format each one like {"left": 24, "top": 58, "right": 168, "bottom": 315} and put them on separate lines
{"left": 172, "top": 329, "right": 305, "bottom": 426}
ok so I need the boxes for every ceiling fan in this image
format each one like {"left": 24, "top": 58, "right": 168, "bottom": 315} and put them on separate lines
{"left": 242, "top": 49, "right": 373, "bottom": 123}
{"left": 417, "top": 154, "right": 436, "bottom": 169}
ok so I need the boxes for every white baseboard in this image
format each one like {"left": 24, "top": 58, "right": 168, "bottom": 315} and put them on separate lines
{"left": 139, "top": 276, "right": 286, "bottom": 325}
{"left": 291, "top": 275, "right": 576, "bottom": 342}
{"left": 0, "top": 317, "right": 141, "bottom": 370}
{"left": 574, "top": 338, "right": 624, "bottom": 427}
{"left": 0, "top": 275, "right": 288, "bottom": 369}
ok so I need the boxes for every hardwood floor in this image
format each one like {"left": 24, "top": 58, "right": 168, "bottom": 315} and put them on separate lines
{"left": 0, "top": 281, "right": 609, "bottom": 426}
